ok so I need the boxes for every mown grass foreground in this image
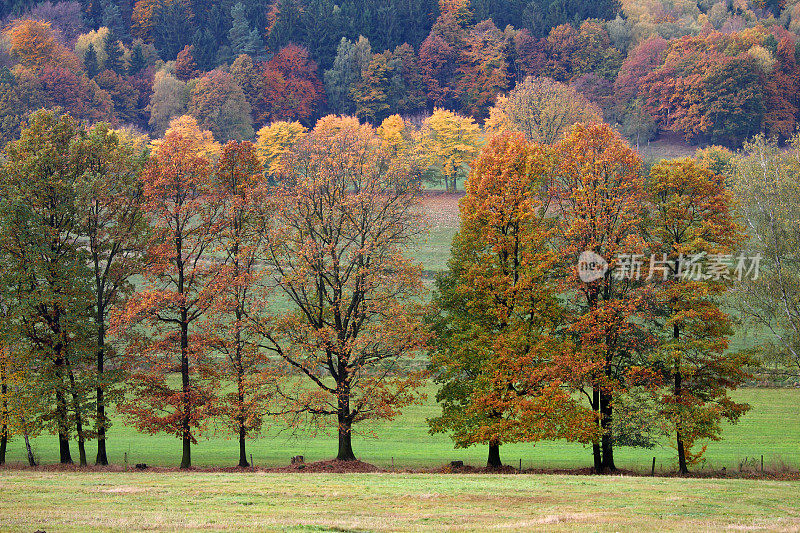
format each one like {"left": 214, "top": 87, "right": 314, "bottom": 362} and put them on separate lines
{"left": 0, "top": 471, "right": 798, "bottom": 532}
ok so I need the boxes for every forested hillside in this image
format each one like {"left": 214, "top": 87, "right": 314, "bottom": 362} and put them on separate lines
{"left": 1, "top": 0, "right": 798, "bottom": 148}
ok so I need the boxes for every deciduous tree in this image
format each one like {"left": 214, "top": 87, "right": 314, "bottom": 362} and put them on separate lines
{"left": 429, "top": 133, "right": 596, "bottom": 467}
{"left": 73, "top": 124, "right": 148, "bottom": 466}
{"left": 254, "top": 116, "right": 428, "bottom": 461}
{"left": 646, "top": 157, "right": 752, "bottom": 473}
{"left": 549, "top": 122, "right": 647, "bottom": 472}
{"left": 114, "top": 119, "right": 223, "bottom": 469}
{"left": 420, "top": 108, "right": 482, "bottom": 192}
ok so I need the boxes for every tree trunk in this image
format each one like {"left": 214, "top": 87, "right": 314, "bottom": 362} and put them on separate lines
{"left": 0, "top": 425, "right": 6, "bottom": 465}
{"left": 487, "top": 441, "right": 502, "bottom": 468}
{"left": 238, "top": 425, "right": 249, "bottom": 468}
{"left": 235, "top": 303, "right": 248, "bottom": 469}
{"left": 600, "top": 390, "right": 616, "bottom": 472}
{"left": 336, "top": 382, "right": 356, "bottom": 461}
{"left": 95, "top": 313, "right": 108, "bottom": 466}
{"left": 179, "top": 316, "right": 191, "bottom": 470}
{"left": 55, "top": 352, "right": 72, "bottom": 465}
{"left": 592, "top": 385, "right": 602, "bottom": 472}
{"left": 1, "top": 361, "right": 7, "bottom": 465}
{"left": 673, "top": 323, "right": 688, "bottom": 474}
{"left": 65, "top": 351, "right": 88, "bottom": 467}
{"left": 22, "top": 430, "right": 36, "bottom": 466}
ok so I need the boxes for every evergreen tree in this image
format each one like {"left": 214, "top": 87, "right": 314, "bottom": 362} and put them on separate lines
{"left": 324, "top": 36, "right": 372, "bottom": 114}
{"left": 192, "top": 28, "right": 219, "bottom": 71}
{"left": 128, "top": 43, "right": 147, "bottom": 75}
{"left": 101, "top": 0, "right": 129, "bottom": 42}
{"left": 228, "top": 2, "right": 262, "bottom": 56}
{"left": 84, "top": 43, "right": 100, "bottom": 78}
{"left": 103, "top": 33, "right": 124, "bottom": 75}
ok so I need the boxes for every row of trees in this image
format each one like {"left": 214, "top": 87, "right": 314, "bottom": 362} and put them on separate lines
{"left": 429, "top": 124, "right": 759, "bottom": 474}
{"left": 0, "top": 106, "right": 794, "bottom": 473}
{"left": 6, "top": 1, "right": 800, "bottom": 148}
{"left": 0, "top": 110, "right": 427, "bottom": 469}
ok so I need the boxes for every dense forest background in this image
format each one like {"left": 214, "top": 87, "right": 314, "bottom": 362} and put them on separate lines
{"left": 0, "top": 0, "right": 798, "bottom": 148}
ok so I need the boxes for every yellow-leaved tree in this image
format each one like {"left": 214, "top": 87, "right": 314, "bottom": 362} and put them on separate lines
{"left": 255, "top": 121, "right": 308, "bottom": 181}
{"left": 420, "top": 108, "right": 482, "bottom": 192}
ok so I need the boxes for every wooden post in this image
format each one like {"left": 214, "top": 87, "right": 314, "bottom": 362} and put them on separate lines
{"left": 651, "top": 457, "right": 656, "bottom": 476}
{"left": 519, "top": 458, "right": 522, "bottom": 473}
{"left": 761, "top": 455, "right": 764, "bottom": 473}
{"left": 250, "top": 453, "right": 254, "bottom": 469}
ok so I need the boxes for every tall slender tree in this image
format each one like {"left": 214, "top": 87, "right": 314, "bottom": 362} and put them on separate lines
{"left": 73, "top": 125, "right": 149, "bottom": 466}
{"left": 550, "top": 122, "right": 647, "bottom": 472}
{"left": 115, "top": 119, "right": 223, "bottom": 469}
{"left": 211, "top": 140, "right": 274, "bottom": 468}
{"left": 0, "top": 110, "right": 96, "bottom": 465}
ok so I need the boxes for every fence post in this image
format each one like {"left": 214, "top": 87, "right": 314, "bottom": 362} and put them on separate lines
{"left": 651, "top": 457, "right": 656, "bottom": 476}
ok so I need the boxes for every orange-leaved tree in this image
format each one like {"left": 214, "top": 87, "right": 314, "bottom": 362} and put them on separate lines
{"left": 209, "top": 140, "right": 275, "bottom": 468}
{"left": 254, "top": 115, "right": 428, "bottom": 461}
{"left": 428, "top": 132, "right": 597, "bottom": 467}
{"left": 645, "top": 157, "right": 753, "bottom": 473}
{"left": 114, "top": 119, "right": 224, "bottom": 469}
{"left": 550, "top": 122, "right": 649, "bottom": 473}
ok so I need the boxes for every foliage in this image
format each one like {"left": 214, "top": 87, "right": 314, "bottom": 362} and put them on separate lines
{"left": 486, "top": 76, "right": 602, "bottom": 145}
{"left": 549, "top": 122, "right": 647, "bottom": 472}
{"left": 646, "top": 157, "right": 752, "bottom": 472}
{"left": 420, "top": 108, "right": 482, "bottom": 192}
{"left": 429, "top": 133, "right": 596, "bottom": 466}
{"left": 114, "top": 119, "right": 222, "bottom": 469}
{"left": 188, "top": 69, "right": 253, "bottom": 142}
{"left": 253, "top": 115, "right": 428, "bottom": 461}
{"left": 731, "top": 134, "right": 800, "bottom": 378}
{"left": 254, "top": 120, "right": 307, "bottom": 179}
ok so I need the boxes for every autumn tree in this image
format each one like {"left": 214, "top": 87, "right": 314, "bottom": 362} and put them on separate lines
{"left": 550, "top": 122, "right": 647, "bottom": 472}
{"left": 188, "top": 69, "right": 253, "bottom": 142}
{"left": 420, "top": 108, "right": 482, "bottom": 192}
{"left": 457, "top": 20, "right": 510, "bottom": 118}
{"left": 731, "top": 134, "right": 800, "bottom": 379}
{"left": 3, "top": 19, "right": 80, "bottom": 71}
{"left": 254, "top": 116, "right": 428, "bottom": 461}
{"left": 256, "top": 45, "right": 324, "bottom": 124}
{"left": 485, "top": 76, "right": 602, "bottom": 145}
{"left": 645, "top": 157, "right": 752, "bottom": 474}
{"left": 174, "top": 44, "right": 200, "bottom": 82}
{"left": 429, "top": 133, "right": 596, "bottom": 467}
{"left": 0, "top": 110, "right": 97, "bottom": 465}
{"left": 114, "top": 117, "right": 223, "bottom": 469}
{"left": 73, "top": 124, "right": 149, "bottom": 466}
{"left": 211, "top": 141, "right": 274, "bottom": 467}
{"left": 148, "top": 69, "right": 188, "bottom": 136}
{"left": 254, "top": 120, "right": 307, "bottom": 180}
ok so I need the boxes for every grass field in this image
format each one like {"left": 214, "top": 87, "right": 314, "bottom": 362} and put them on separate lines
{"left": 2, "top": 386, "right": 798, "bottom": 472}
{"left": 1, "top": 471, "right": 798, "bottom": 532}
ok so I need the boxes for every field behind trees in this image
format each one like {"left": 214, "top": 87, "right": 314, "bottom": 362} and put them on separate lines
{"left": 1, "top": 385, "right": 798, "bottom": 471}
